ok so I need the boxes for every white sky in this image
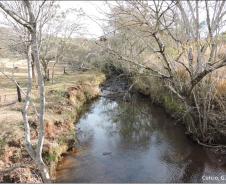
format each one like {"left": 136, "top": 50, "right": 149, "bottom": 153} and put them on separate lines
{"left": 0, "top": 1, "right": 108, "bottom": 38}
{"left": 1, "top": 1, "right": 225, "bottom": 38}
{"left": 58, "top": 1, "right": 107, "bottom": 38}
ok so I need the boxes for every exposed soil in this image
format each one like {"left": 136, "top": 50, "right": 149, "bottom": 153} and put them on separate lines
{"left": 0, "top": 70, "right": 106, "bottom": 183}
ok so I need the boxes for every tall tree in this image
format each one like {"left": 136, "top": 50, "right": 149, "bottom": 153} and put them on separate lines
{"left": 0, "top": 0, "right": 55, "bottom": 182}
{"left": 101, "top": 0, "right": 226, "bottom": 144}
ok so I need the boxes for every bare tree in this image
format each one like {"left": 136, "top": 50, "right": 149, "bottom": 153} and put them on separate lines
{"left": 100, "top": 0, "right": 226, "bottom": 145}
{"left": 38, "top": 8, "right": 84, "bottom": 83}
{"left": 0, "top": 0, "right": 56, "bottom": 182}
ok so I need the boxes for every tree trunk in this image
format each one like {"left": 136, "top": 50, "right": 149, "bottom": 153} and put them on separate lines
{"left": 26, "top": 1, "right": 50, "bottom": 179}
{"left": 0, "top": 0, "right": 51, "bottom": 182}
{"left": 41, "top": 59, "right": 50, "bottom": 81}
{"left": 37, "top": 161, "right": 50, "bottom": 183}
{"left": 51, "top": 58, "right": 58, "bottom": 84}
{"left": 63, "top": 67, "right": 66, "bottom": 74}
{"left": 31, "top": 54, "right": 37, "bottom": 85}
{"left": 47, "top": 69, "right": 50, "bottom": 81}
{"left": 22, "top": 41, "right": 36, "bottom": 162}
{"left": 31, "top": 29, "right": 50, "bottom": 183}
{"left": 16, "top": 82, "right": 22, "bottom": 102}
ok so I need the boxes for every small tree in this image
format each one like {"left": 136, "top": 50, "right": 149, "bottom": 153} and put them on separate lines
{"left": 39, "top": 8, "right": 84, "bottom": 83}
{"left": 0, "top": 0, "right": 56, "bottom": 182}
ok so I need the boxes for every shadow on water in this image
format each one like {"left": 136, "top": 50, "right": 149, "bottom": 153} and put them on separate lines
{"left": 56, "top": 94, "right": 226, "bottom": 183}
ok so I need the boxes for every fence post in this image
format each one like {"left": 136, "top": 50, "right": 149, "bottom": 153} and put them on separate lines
{"left": 16, "top": 83, "right": 22, "bottom": 102}
{"left": 63, "top": 67, "right": 66, "bottom": 74}
{"left": 47, "top": 69, "right": 50, "bottom": 81}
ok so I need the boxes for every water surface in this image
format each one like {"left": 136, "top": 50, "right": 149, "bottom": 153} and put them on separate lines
{"left": 56, "top": 95, "right": 226, "bottom": 183}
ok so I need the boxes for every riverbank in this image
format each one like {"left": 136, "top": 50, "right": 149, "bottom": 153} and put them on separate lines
{"left": 0, "top": 70, "right": 106, "bottom": 183}
{"left": 56, "top": 77, "right": 226, "bottom": 183}
{"left": 133, "top": 75, "right": 184, "bottom": 119}
{"left": 132, "top": 74, "right": 226, "bottom": 149}
{"left": 103, "top": 66, "right": 226, "bottom": 149}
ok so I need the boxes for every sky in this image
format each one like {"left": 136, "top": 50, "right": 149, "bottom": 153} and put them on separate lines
{"left": 0, "top": 1, "right": 108, "bottom": 38}
{"left": 1, "top": 1, "right": 225, "bottom": 39}
{"left": 58, "top": 1, "right": 107, "bottom": 38}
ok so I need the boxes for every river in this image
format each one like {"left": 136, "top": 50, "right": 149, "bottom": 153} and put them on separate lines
{"left": 56, "top": 83, "right": 226, "bottom": 183}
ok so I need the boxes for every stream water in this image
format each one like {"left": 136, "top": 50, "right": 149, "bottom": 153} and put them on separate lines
{"left": 56, "top": 85, "right": 226, "bottom": 183}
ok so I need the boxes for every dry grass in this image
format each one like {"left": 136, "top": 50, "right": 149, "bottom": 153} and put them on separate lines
{"left": 0, "top": 59, "right": 105, "bottom": 138}
{"left": 0, "top": 58, "right": 79, "bottom": 106}
{"left": 0, "top": 57, "right": 106, "bottom": 182}
{"left": 216, "top": 79, "right": 226, "bottom": 97}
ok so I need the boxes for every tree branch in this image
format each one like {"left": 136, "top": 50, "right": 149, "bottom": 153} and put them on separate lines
{"left": 0, "top": 2, "right": 32, "bottom": 31}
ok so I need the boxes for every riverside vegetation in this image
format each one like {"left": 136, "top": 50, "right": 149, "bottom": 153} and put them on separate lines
{"left": 1, "top": 0, "right": 226, "bottom": 183}
{"left": 96, "top": 1, "right": 226, "bottom": 147}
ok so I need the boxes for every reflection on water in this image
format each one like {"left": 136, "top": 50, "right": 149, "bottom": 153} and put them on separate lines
{"left": 56, "top": 96, "right": 226, "bottom": 183}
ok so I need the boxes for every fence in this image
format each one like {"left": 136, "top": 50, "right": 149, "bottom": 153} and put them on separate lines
{"left": 0, "top": 61, "right": 88, "bottom": 107}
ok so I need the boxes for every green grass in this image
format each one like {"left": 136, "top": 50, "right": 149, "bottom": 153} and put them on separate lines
{"left": 162, "top": 94, "right": 185, "bottom": 116}
{"left": 45, "top": 152, "right": 58, "bottom": 164}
